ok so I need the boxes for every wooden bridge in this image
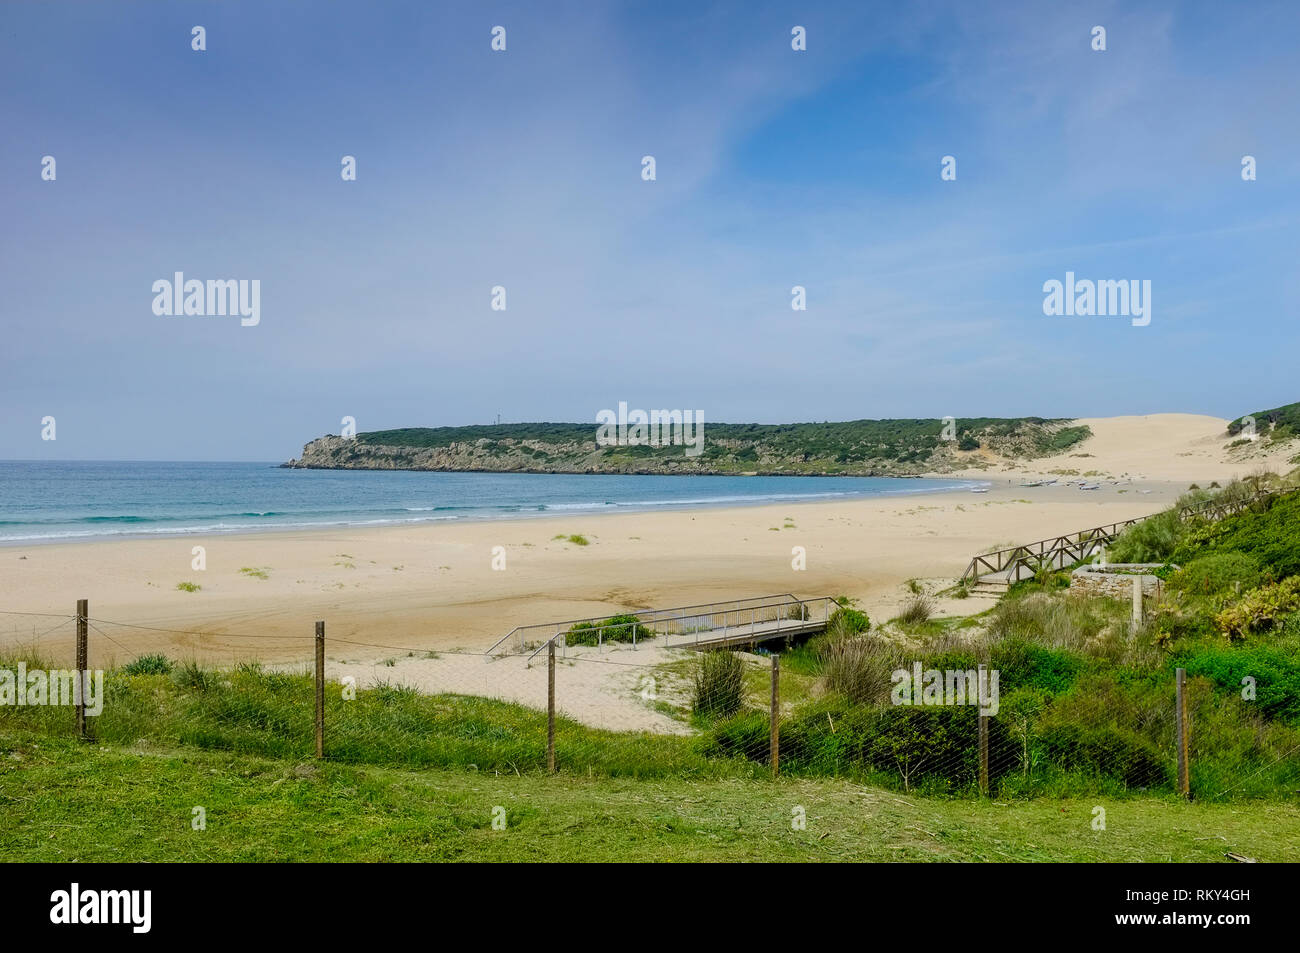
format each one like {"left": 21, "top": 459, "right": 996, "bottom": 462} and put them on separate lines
{"left": 487, "top": 594, "right": 839, "bottom": 661}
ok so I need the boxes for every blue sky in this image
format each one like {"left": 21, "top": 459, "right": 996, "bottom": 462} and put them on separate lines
{"left": 2, "top": 0, "right": 1297, "bottom": 460}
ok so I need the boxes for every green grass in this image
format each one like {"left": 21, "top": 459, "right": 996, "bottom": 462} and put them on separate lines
{"left": 553, "top": 534, "right": 589, "bottom": 546}
{"left": 2, "top": 734, "right": 1294, "bottom": 862}
{"left": 175, "top": 581, "right": 201, "bottom": 592}
{"left": 0, "top": 663, "right": 721, "bottom": 778}
{"left": 2, "top": 645, "right": 1296, "bottom": 860}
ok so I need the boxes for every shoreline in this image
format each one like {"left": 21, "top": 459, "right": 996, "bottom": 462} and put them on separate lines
{"left": 0, "top": 478, "right": 1187, "bottom": 667}
{"left": 0, "top": 473, "right": 986, "bottom": 548}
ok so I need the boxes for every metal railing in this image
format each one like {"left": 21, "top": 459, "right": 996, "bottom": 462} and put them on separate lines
{"left": 486, "top": 594, "right": 840, "bottom": 662}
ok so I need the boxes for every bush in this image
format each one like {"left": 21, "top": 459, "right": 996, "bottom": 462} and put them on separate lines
{"left": 1172, "top": 491, "right": 1300, "bottom": 579}
{"left": 173, "top": 660, "right": 212, "bottom": 692}
{"left": 988, "top": 640, "right": 1082, "bottom": 695}
{"left": 1036, "top": 723, "right": 1170, "bottom": 788}
{"left": 1169, "top": 553, "right": 1263, "bottom": 597}
{"left": 987, "top": 592, "right": 1130, "bottom": 656}
{"left": 1214, "top": 577, "right": 1300, "bottom": 639}
{"left": 1108, "top": 510, "right": 1185, "bottom": 563}
{"left": 827, "top": 606, "right": 870, "bottom": 633}
{"left": 895, "top": 595, "right": 934, "bottom": 626}
{"left": 1149, "top": 603, "right": 1217, "bottom": 647}
{"left": 1179, "top": 642, "right": 1300, "bottom": 722}
{"left": 692, "top": 650, "right": 746, "bottom": 719}
{"left": 820, "top": 635, "right": 898, "bottom": 705}
{"left": 773, "top": 703, "right": 1014, "bottom": 792}
{"left": 565, "top": 614, "right": 650, "bottom": 646}
{"left": 123, "top": 654, "right": 172, "bottom": 676}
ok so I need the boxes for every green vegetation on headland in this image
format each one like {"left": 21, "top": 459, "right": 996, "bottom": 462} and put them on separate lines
{"left": 1228, "top": 398, "right": 1300, "bottom": 442}
{"left": 285, "top": 417, "right": 1092, "bottom": 476}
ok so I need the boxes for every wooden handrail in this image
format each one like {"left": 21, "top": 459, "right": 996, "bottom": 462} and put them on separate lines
{"left": 961, "top": 488, "right": 1286, "bottom": 586}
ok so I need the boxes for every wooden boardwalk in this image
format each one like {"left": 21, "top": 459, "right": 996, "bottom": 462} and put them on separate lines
{"left": 487, "top": 594, "right": 838, "bottom": 661}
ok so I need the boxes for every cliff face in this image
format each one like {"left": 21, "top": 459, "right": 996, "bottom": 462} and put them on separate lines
{"left": 284, "top": 434, "right": 663, "bottom": 474}
{"left": 283, "top": 420, "right": 1091, "bottom": 477}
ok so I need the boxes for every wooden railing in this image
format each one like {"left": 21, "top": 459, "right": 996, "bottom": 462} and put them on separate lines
{"left": 959, "top": 519, "right": 1148, "bottom": 585}
{"left": 1176, "top": 488, "right": 1278, "bottom": 523}
{"left": 961, "top": 487, "right": 1286, "bottom": 586}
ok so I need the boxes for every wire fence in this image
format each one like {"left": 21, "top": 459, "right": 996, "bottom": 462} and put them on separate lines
{"left": 2, "top": 598, "right": 1299, "bottom": 802}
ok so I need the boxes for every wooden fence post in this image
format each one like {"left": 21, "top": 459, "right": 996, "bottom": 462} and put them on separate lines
{"left": 314, "top": 620, "right": 325, "bottom": 759}
{"left": 547, "top": 640, "right": 556, "bottom": 774}
{"left": 75, "top": 598, "right": 88, "bottom": 740}
{"left": 1176, "top": 667, "right": 1190, "bottom": 799}
{"left": 978, "top": 663, "right": 989, "bottom": 796}
{"left": 770, "top": 654, "right": 780, "bottom": 779}
{"left": 1131, "top": 576, "right": 1143, "bottom": 632}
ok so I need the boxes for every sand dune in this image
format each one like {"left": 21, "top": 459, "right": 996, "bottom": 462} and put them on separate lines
{"left": 954, "top": 412, "right": 1296, "bottom": 483}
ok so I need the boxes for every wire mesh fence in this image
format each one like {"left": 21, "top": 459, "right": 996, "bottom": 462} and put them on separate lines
{"left": 2, "top": 598, "right": 1299, "bottom": 802}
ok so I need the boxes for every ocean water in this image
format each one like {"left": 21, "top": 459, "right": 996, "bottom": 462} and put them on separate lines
{"left": 0, "top": 461, "right": 980, "bottom": 543}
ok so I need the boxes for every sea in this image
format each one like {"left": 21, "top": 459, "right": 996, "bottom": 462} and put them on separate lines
{"left": 0, "top": 461, "right": 982, "bottom": 544}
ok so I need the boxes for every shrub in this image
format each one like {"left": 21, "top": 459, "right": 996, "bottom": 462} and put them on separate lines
{"left": 771, "top": 703, "right": 1015, "bottom": 792}
{"left": 1036, "top": 723, "right": 1170, "bottom": 788}
{"left": 174, "top": 660, "right": 212, "bottom": 692}
{"left": 1169, "top": 553, "right": 1263, "bottom": 598}
{"left": 1179, "top": 642, "right": 1300, "bottom": 722}
{"left": 1149, "top": 602, "right": 1217, "bottom": 647}
{"left": 692, "top": 650, "right": 746, "bottom": 719}
{"left": 827, "top": 606, "right": 870, "bottom": 634}
{"left": 1172, "top": 491, "right": 1300, "bottom": 579}
{"left": 1214, "top": 577, "right": 1300, "bottom": 639}
{"left": 820, "top": 635, "right": 898, "bottom": 705}
{"left": 988, "top": 640, "right": 1082, "bottom": 695}
{"left": 565, "top": 614, "right": 649, "bottom": 646}
{"left": 988, "top": 592, "right": 1129, "bottom": 656}
{"left": 123, "top": 654, "right": 172, "bottom": 676}
{"left": 1108, "top": 510, "right": 1185, "bottom": 563}
{"left": 895, "top": 595, "right": 934, "bottom": 626}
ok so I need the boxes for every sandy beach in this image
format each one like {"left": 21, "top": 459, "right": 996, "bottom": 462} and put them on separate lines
{"left": 0, "top": 414, "right": 1289, "bottom": 669}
